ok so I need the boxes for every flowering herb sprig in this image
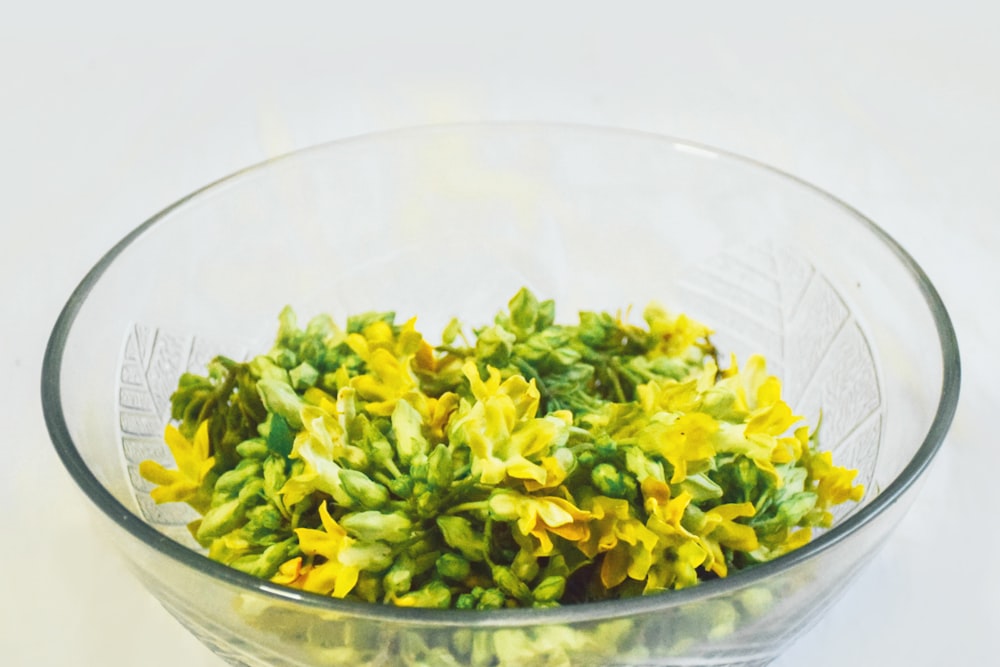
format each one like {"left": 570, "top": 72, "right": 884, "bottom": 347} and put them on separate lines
{"left": 142, "top": 288, "right": 863, "bottom": 608}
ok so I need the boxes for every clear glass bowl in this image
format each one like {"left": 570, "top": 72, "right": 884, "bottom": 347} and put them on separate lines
{"left": 42, "top": 123, "right": 959, "bottom": 667}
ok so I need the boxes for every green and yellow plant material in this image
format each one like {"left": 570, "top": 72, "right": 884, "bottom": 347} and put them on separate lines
{"left": 142, "top": 288, "right": 863, "bottom": 608}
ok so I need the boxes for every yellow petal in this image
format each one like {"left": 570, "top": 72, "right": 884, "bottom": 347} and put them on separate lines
{"left": 271, "top": 557, "right": 305, "bottom": 586}
{"left": 331, "top": 565, "right": 361, "bottom": 599}
{"left": 600, "top": 544, "right": 630, "bottom": 588}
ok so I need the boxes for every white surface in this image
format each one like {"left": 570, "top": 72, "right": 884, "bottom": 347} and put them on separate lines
{"left": 2, "top": 2, "right": 996, "bottom": 665}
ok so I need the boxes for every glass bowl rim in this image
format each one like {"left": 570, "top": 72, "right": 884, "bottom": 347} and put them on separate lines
{"left": 41, "top": 121, "right": 961, "bottom": 626}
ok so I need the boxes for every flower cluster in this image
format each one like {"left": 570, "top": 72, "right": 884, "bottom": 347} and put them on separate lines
{"left": 143, "top": 288, "right": 863, "bottom": 608}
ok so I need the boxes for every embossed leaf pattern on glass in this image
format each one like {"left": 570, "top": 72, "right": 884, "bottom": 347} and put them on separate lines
{"left": 118, "top": 324, "right": 245, "bottom": 542}
{"left": 677, "top": 243, "right": 883, "bottom": 519}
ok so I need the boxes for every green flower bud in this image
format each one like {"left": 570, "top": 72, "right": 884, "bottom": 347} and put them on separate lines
{"left": 382, "top": 559, "right": 413, "bottom": 595}
{"left": 256, "top": 378, "right": 304, "bottom": 429}
{"left": 271, "top": 347, "right": 299, "bottom": 370}
{"left": 492, "top": 566, "right": 532, "bottom": 604}
{"left": 591, "top": 462, "right": 637, "bottom": 499}
{"left": 235, "top": 438, "right": 270, "bottom": 460}
{"left": 410, "top": 454, "right": 429, "bottom": 482}
{"left": 436, "top": 553, "right": 471, "bottom": 581}
{"left": 427, "top": 444, "right": 454, "bottom": 489}
{"left": 577, "top": 310, "right": 616, "bottom": 348}
{"left": 476, "top": 587, "right": 506, "bottom": 610}
{"left": 342, "top": 542, "right": 393, "bottom": 572}
{"left": 536, "top": 298, "right": 556, "bottom": 330}
{"left": 436, "top": 515, "right": 488, "bottom": 562}
{"left": 531, "top": 575, "right": 566, "bottom": 602}
{"left": 353, "top": 571, "right": 382, "bottom": 603}
{"left": 389, "top": 475, "right": 414, "bottom": 499}
{"left": 394, "top": 581, "right": 452, "bottom": 609}
{"left": 455, "top": 593, "right": 478, "bottom": 610}
{"left": 511, "top": 549, "right": 539, "bottom": 583}
{"left": 415, "top": 487, "right": 445, "bottom": 518}
{"left": 357, "top": 416, "right": 396, "bottom": 470}
{"left": 289, "top": 362, "right": 320, "bottom": 390}
{"left": 392, "top": 399, "right": 429, "bottom": 466}
{"left": 250, "top": 355, "right": 291, "bottom": 383}
{"left": 405, "top": 535, "right": 436, "bottom": 557}
{"left": 413, "top": 550, "right": 442, "bottom": 577}
{"left": 214, "top": 462, "right": 262, "bottom": 499}
{"left": 243, "top": 504, "right": 284, "bottom": 541}
{"left": 195, "top": 498, "right": 243, "bottom": 542}
{"left": 441, "top": 317, "right": 463, "bottom": 347}
{"left": 340, "top": 469, "right": 390, "bottom": 509}
{"left": 681, "top": 503, "right": 708, "bottom": 533}
{"left": 508, "top": 287, "right": 540, "bottom": 337}
{"left": 340, "top": 511, "right": 412, "bottom": 543}
{"left": 229, "top": 537, "right": 297, "bottom": 578}
{"left": 237, "top": 478, "right": 265, "bottom": 506}
{"left": 262, "top": 455, "right": 288, "bottom": 501}
{"left": 475, "top": 325, "right": 516, "bottom": 367}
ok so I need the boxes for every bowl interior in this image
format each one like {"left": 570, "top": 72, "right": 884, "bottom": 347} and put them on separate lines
{"left": 43, "top": 123, "right": 959, "bottom": 666}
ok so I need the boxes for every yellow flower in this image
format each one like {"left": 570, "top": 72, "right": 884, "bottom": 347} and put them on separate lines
{"left": 807, "top": 450, "right": 865, "bottom": 510}
{"left": 347, "top": 318, "right": 426, "bottom": 416}
{"left": 750, "top": 526, "right": 814, "bottom": 562}
{"left": 637, "top": 412, "right": 718, "bottom": 484}
{"left": 465, "top": 360, "right": 539, "bottom": 418}
{"left": 425, "top": 392, "right": 460, "bottom": 443}
{"left": 725, "top": 353, "right": 772, "bottom": 413}
{"left": 385, "top": 388, "right": 460, "bottom": 445}
{"left": 636, "top": 374, "right": 702, "bottom": 416}
{"left": 271, "top": 556, "right": 308, "bottom": 586}
{"left": 280, "top": 404, "right": 355, "bottom": 507}
{"left": 710, "top": 355, "right": 804, "bottom": 482}
{"left": 350, "top": 348, "right": 417, "bottom": 416}
{"left": 578, "top": 496, "right": 659, "bottom": 589}
{"left": 694, "top": 502, "right": 758, "bottom": 578}
{"left": 139, "top": 421, "right": 215, "bottom": 513}
{"left": 488, "top": 491, "right": 591, "bottom": 557}
{"left": 771, "top": 425, "right": 808, "bottom": 465}
{"left": 302, "top": 386, "right": 339, "bottom": 415}
{"left": 641, "top": 478, "right": 706, "bottom": 590}
{"left": 450, "top": 362, "right": 570, "bottom": 486}
{"left": 521, "top": 455, "right": 570, "bottom": 492}
{"left": 643, "top": 304, "right": 713, "bottom": 358}
{"left": 271, "top": 501, "right": 388, "bottom": 598}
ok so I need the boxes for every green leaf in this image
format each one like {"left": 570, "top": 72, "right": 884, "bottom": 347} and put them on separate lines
{"left": 263, "top": 413, "right": 294, "bottom": 457}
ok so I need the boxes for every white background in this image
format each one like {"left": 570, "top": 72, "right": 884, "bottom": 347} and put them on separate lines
{"left": 2, "top": 2, "right": 996, "bottom": 665}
